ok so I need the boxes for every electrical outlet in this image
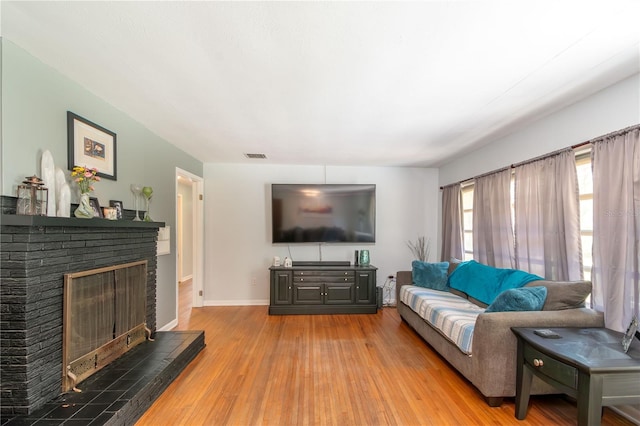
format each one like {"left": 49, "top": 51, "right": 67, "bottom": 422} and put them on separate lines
{"left": 251, "top": 277, "right": 257, "bottom": 287}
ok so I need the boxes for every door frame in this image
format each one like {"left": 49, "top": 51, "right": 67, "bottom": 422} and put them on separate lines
{"left": 177, "top": 193, "right": 183, "bottom": 283}
{"left": 175, "top": 168, "right": 204, "bottom": 311}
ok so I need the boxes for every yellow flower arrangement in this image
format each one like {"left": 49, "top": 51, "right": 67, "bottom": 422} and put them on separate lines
{"left": 71, "top": 166, "right": 101, "bottom": 193}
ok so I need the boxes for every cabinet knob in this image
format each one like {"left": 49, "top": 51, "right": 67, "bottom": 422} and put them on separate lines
{"left": 533, "top": 359, "right": 544, "bottom": 367}
{"left": 300, "top": 278, "right": 304, "bottom": 281}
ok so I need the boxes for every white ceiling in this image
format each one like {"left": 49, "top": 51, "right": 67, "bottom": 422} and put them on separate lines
{"left": 2, "top": 1, "right": 639, "bottom": 167}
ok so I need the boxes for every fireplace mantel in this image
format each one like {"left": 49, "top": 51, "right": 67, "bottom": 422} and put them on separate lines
{"left": 1, "top": 214, "right": 164, "bottom": 228}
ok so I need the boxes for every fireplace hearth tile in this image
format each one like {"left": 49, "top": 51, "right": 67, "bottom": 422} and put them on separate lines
{"left": 55, "top": 391, "right": 101, "bottom": 405}
{"left": 1, "top": 330, "right": 205, "bottom": 426}
{"left": 72, "top": 404, "right": 112, "bottom": 420}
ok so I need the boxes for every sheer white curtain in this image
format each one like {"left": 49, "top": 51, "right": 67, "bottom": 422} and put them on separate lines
{"left": 441, "top": 184, "right": 464, "bottom": 261}
{"left": 473, "top": 169, "right": 514, "bottom": 268}
{"left": 513, "top": 150, "right": 583, "bottom": 280}
{"left": 591, "top": 127, "right": 640, "bottom": 332}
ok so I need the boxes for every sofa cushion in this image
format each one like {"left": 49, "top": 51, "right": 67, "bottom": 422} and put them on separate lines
{"left": 468, "top": 296, "right": 488, "bottom": 309}
{"left": 449, "top": 288, "right": 469, "bottom": 299}
{"left": 400, "top": 285, "right": 483, "bottom": 354}
{"left": 449, "top": 260, "right": 543, "bottom": 305}
{"left": 485, "top": 286, "right": 547, "bottom": 313}
{"left": 446, "top": 258, "right": 468, "bottom": 298}
{"left": 447, "top": 257, "right": 463, "bottom": 275}
{"left": 525, "top": 280, "right": 591, "bottom": 310}
{"left": 412, "top": 260, "right": 449, "bottom": 291}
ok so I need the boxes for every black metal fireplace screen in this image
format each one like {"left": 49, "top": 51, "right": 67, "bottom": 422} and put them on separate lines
{"left": 62, "top": 260, "right": 152, "bottom": 392}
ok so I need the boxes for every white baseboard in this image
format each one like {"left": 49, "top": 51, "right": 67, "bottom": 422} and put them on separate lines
{"left": 204, "top": 299, "right": 269, "bottom": 306}
{"left": 157, "top": 318, "right": 178, "bottom": 331}
{"left": 611, "top": 405, "right": 640, "bottom": 425}
{"left": 179, "top": 274, "right": 193, "bottom": 283}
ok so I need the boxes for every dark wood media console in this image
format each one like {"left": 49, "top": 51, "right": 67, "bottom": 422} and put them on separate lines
{"left": 269, "top": 262, "right": 378, "bottom": 315}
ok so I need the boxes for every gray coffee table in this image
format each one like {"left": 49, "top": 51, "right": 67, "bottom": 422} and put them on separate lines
{"left": 512, "top": 327, "right": 640, "bottom": 426}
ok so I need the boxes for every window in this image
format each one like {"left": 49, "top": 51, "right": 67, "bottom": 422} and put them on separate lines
{"left": 575, "top": 150, "right": 593, "bottom": 281}
{"left": 458, "top": 148, "right": 594, "bottom": 281}
{"left": 460, "top": 183, "right": 474, "bottom": 261}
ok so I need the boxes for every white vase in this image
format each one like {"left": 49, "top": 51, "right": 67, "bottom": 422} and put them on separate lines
{"left": 74, "top": 193, "right": 93, "bottom": 218}
{"left": 55, "top": 167, "right": 71, "bottom": 217}
{"left": 57, "top": 183, "right": 71, "bottom": 217}
{"left": 41, "top": 150, "right": 56, "bottom": 216}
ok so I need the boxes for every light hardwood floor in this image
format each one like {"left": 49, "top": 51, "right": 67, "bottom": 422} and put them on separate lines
{"left": 137, "top": 283, "right": 633, "bottom": 426}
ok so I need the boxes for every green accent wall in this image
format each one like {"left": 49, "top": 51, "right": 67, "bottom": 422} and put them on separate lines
{"left": 1, "top": 39, "right": 204, "bottom": 328}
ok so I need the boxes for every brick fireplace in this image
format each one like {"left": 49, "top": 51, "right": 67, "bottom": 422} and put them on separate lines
{"left": 0, "top": 211, "right": 161, "bottom": 417}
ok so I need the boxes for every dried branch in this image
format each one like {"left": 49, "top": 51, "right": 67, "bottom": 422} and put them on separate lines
{"left": 407, "top": 236, "right": 431, "bottom": 262}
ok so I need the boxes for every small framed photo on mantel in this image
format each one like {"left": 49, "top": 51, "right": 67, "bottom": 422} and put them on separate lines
{"left": 89, "top": 197, "right": 103, "bottom": 218}
{"left": 67, "top": 111, "right": 117, "bottom": 180}
{"left": 109, "top": 200, "right": 124, "bottom": 219}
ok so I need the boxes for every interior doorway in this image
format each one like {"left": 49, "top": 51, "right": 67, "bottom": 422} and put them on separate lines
{"left": 175, "top": 168, "right": 204, "bottom": 325}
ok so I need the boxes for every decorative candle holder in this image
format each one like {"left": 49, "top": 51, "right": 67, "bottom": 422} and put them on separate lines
{"left": 16, "top": 176, "right": 48, "bottom": 216}
{"left": 142, "top": 186, "right": 153, "bottom": 222}
{"left": 130, "top": 184, "right": 142, "bottom": 221}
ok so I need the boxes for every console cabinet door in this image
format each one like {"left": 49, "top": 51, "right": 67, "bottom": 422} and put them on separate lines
{"left": 324, "top": 283, "right": 355, "bottom": 304}
{"left": 293, "top": 283, "right": 323, "bottom": 304}
{"left": 272, "top": 271, "right": 292, "bottom": 305}
{"left": 355, "top": 271, "right": 375, "bottom": 304}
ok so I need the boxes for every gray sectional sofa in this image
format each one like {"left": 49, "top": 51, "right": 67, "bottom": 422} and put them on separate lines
{"left": 395, "top": 269, "right": 604, "bottom": 406}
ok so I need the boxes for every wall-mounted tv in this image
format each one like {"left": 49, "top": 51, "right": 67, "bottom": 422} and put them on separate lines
{"left": 272, "top": 184, "right": 376, "bottom": 244}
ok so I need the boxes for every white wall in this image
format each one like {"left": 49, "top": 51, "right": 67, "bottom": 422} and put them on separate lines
{"left": 1, "top": 40, "right": 204, "bottom": 330}
{"left": 203, "top": 164, "right": 438, "bottom": 305}
{"left": 439, "top": 73, "right": 640, "bottom": 187}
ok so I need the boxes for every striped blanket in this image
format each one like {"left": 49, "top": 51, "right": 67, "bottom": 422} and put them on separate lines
{"left": 400, "top": 285, "right": 485, "bottom": 355}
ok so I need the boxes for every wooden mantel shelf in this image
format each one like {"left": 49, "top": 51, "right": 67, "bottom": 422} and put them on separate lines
{"left": 0, "top": 214, "right": 165, "bottom": 229}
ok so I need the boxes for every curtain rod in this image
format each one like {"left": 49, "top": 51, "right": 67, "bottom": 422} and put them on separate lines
{"left": 586, "top": 123, "right": 640, "bottom": 144}
{"left": 439, "top": 124, "right": 640, "bottom": 190}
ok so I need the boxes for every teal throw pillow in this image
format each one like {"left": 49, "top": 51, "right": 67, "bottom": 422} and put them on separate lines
{"left": 412, "top": 260, "right": 449, "bottom": 291}
{"left": 484, "top": 286, "right": 547, "bottom": 313}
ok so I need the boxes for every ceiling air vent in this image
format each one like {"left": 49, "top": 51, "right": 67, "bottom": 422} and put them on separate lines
{"left": 244, "top": 153, "right": 267, "bottom": 159}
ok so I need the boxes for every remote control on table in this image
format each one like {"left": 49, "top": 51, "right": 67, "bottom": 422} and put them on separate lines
{"left": 534, "top": 329, "right": 561, "bottom": 339}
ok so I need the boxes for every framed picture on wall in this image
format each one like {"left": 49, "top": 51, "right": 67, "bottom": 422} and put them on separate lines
{"left": 67, "top": 111, "right": 117, "bottom": 180}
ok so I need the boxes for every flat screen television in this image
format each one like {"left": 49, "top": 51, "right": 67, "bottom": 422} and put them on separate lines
{"left": 271, "top": 184, "right": 376, "bottom": 243}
